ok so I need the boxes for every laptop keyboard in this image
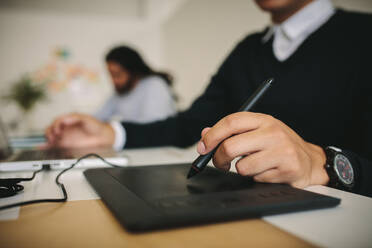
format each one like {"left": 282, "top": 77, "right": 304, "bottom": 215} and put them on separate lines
{"left": 15, "top": 149, "right": 73, "bottom": 161}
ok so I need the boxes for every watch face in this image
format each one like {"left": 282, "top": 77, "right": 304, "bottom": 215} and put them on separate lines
{"left": 334, "top": 154, "right": 354, "bottom": 185}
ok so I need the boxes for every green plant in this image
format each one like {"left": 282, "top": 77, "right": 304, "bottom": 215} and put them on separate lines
{"left": 3, "top": 75, "right": 47, "bottom": 112}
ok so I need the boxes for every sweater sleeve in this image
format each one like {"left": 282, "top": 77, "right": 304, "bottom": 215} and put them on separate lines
{"left": 121, "top": 40, "right": 248, "bottom": 148}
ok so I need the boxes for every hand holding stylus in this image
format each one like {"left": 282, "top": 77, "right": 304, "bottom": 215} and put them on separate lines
{"left": 187, "top": 78, "right": 274, "bottom": 178}
{"left": 188, "top": 78, "right": 330, "bottom": 189}
{"left": 196, "top": 112, "right": 329, "bottom": 188}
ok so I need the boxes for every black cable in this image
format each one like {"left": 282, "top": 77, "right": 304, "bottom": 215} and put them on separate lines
{"left": 0, "top": 168, "right": 44, "bottom": 198}
{"left": 0, "top": 153, "right": 124, "bottom": 211}
{"left": 1, "top": 167, "right": 44, "bottom": 183}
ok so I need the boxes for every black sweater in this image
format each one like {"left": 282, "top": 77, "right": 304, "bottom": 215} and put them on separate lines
{"left": 122, "top": 10, "right": 372, "bottom": 197}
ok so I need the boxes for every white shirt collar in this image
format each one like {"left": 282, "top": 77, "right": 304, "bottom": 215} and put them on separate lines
{"left": 262, "top": 0, "right": 335, "bottom": 43}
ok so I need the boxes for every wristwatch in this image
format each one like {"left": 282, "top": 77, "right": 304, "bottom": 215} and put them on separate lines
{"left": 324, "top": 146, "right": 355, "bottom": 190}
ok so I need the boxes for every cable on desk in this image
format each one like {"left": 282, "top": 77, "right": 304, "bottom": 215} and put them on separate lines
{"left": 0, "top": 168, "right": 44, "bottom": 198}
{"left": 0, "top": 153, "right": 124, "bottom": 211}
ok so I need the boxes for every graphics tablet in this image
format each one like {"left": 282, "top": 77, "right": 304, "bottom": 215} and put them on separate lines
{"left": 84, "top": 163, "right": 340, "bottom": 232}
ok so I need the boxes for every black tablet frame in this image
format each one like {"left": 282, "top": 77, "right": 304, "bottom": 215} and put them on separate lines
{"left": 84, "top": 164, "right": 340, "bottom": 232}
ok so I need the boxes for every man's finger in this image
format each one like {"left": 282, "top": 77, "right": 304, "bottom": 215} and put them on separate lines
{"left": 201, "top": 127, "right": 211, "bottom": 137}
{"left": 212, "top": 130, "right": 267, "bottom": 169}
{"left": 234, "top": 150, "right": 278, "bottom": 176}
{"left": 201, "top": 112, "right": 268, "bottom": 154}
{"left": 52, "top": 114, "right": 83, "bottom": 136}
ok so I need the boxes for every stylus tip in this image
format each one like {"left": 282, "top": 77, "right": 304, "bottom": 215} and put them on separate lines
{"left": 187, "top": 167, "right": 198, "bottom": 179}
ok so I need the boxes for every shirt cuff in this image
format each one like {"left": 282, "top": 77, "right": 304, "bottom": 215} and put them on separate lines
{"left": 109, "top": 121, "right": 126, "bottom": 151}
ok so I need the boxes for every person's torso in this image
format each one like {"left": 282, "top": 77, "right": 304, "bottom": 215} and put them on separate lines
{"left": 110, "top": 75, "right": 175, "bottom": 123}
{"left": 223, "top": 10, "right": 371, "bottom": 153}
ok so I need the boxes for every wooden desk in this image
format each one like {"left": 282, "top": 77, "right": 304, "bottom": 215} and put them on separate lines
{"left": 0, "top": 199, "right": 314, "bottom": 248}
{"left": 1, "top": 147, "right": 372, "bottom": 248}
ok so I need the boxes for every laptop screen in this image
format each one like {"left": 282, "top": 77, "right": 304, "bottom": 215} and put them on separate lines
{"left": 0, "top": 119, "right": 12, "bottom": 160}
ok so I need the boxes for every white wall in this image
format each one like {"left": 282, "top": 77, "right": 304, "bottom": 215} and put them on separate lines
{"left": 0, "top": 8, "right": 164, "bottom": 134}
{"left": 163, "top": 0, "right": 269, "bottom": 109}
{"left": 332, "top": 0, "right": 372, "bottom": 12}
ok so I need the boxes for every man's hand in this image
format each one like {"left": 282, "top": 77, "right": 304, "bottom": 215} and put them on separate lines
{"left": 45, "top": 113, "right": 115, "bottom": 149}
{"left": 197, "top": 112, "right": 329, "bottom": 188}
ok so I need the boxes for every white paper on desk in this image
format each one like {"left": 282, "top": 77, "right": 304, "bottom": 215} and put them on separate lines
{"left": 0, "top": 169, "right": 101, "bottom": 221}
{"left": 17, "top": 169, "right": 100, "bottom": 202}
{"left": 0, "top": 194, "right": 23, "bottom": 220}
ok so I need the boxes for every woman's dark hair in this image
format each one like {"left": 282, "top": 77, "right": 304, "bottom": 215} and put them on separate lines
{"left": 105, "top": 46, "right": 173, "bottom": 86}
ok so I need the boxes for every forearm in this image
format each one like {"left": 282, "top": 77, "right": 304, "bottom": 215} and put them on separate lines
{"left": 122, "top": 114, "right": 203, "bottom": 148}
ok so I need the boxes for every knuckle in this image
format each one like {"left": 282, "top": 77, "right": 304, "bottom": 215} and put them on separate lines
{"left": 220, "top": 139, "right": 236, "bottom": 159}
{"left": 275, "top": 129, "right": 287, "bottom": 141}
{"left": 235, "top": 156, "right": 256, "bottom": 176}
{"left": 283, "top": 145, "right": 297, "bottom": 157}
{"left": 262, "top": 119, "right": 286, "bottom": 140}
{"left": 259, "top": 113, "right": 276, "bottom": 124}
{"left": 263, "top": 113, "right": 276, "bottom": 122}
{"left": 268, "top": 125, "right": 287, "bottom": 141}
{"left": 223, "top": 114, "right": 240, "bottom": 129}
{"left": 202, "top": 133, "right": 212, "bottom": 148}
{"left": 235, "top": 161, "right": 249, "bottom": 176}
{"left": 200, "top": 127, "right": 209, "bottom": 137}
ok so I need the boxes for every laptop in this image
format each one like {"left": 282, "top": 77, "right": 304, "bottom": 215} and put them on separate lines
{"left": 84, "top": 163, "right": 341, "bottom": 232}
{"left": 0, "top": 118, "right": 128, "bottom": 171}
